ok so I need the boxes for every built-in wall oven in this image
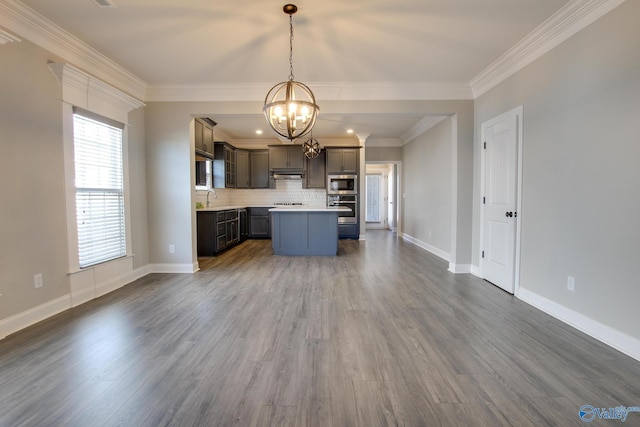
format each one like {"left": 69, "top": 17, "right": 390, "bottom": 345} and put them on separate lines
{"left": 327, "top": 195, "right": 358, "bottom": 223}
{"left": 327, "top": 175, "right": 357, "bottom": 195}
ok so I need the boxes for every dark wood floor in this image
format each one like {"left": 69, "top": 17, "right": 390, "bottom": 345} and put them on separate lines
{"left": 1, "top": 231, "right": 639, "bottom": 426}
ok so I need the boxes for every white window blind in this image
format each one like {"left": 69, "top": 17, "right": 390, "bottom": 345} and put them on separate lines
{"left": 366, "top": 174, "right": 381, "bottom": 222}
{"left": 73, "top": 108, "right": 126, "bottom": 268}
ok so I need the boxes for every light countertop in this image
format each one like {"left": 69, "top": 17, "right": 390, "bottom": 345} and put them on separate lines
{"left": 196, "top": 205, "right": 251, "bottom": 211}
{"left": 269, "top": 206, "right": 350, "bottom": 212}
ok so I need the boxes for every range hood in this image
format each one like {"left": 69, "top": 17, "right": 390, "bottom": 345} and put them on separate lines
{"left": 272, "top": 172, "right": 304, "bottom": 180}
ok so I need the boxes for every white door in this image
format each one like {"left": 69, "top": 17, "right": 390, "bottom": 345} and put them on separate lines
{"left": 481, "top": 107, "right": 521, "bottom": 294}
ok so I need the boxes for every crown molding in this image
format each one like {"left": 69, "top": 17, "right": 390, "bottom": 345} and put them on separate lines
{"left": 2, "top": 0, "right": 624, "bottom": 103}
{"left": 470, "top": 0, "right": 626, "bottom": 98}
{"left": 49, "top": 62, "right": 144, "bottom": 122}
{"left": 0, "top": 0, "right": 146, "bottom": 100}
{"left": 0, "top": 27, "right": 20, "bottom": 44}
{"left": 401, "top": 115, "right": 449, "bottom": 145}
{"left": 145, "top": 82, "right": 474, "bottom": 103}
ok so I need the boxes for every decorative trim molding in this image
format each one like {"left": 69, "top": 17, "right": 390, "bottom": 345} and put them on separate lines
{"left": 401, "top": 115, "right": 449, "bottom": 145}
{"left": 518, "top": 287, "right": 640, "bottom": 362}
{"left": 48, "top": 62, "right": 144, "bottom": 120}
{"left": 1, "top": 263, "right": 152, "bottom": 340}
{"left": 0, "top": 27, "right": 20, "bottom": 44}
{"left": 470, "top": 0, "right": 626, "bottom": 98}
{"left": 0, "top": 0, "right": 147, "bottom": 100}
{"left": 145, "top": 82, "right": 474, "bottom": 103}
{"left": 0, "top": 295, "right": 71, "bottom": 340}
{"left": 470, "top": 265, "right": 482, "bottom": 278}
{"left": 149, "top": 263, "right": 199, "bottom": 274}
{"left": 448, "top": 263, "right": 471, "bottom": 274}
{"left": 2, "top": 0, "right": 624, "bottom": 103}
{"left": 400, "top": 233, "right": 451, "bottom": 263}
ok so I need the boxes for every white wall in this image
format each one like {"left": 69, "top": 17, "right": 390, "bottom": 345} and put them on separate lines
{"left": 0, "top": 40, "right": 148, "bottom": 334}
{"left": 0, "top": 40, "right": 69, "bottom": 320}
{"left": 402, "top": 118, "right": 453, "bottom": 258}
{"left": 473, "top": 1, "right": 640, "bottom": 348}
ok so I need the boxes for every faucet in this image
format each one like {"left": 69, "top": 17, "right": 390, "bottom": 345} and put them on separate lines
{"left": 206, "top": 189, "right": 217, "bottom": 207}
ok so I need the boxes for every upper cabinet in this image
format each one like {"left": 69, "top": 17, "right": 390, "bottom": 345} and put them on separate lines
{"left": 269, "top": 145, "right": 305, "bottom": 171}
{"left": 326, "top": 148, "right": 359, "bottom": 174}
{"left": 194, "top": 118, "right": 215, "bottom": 158}
{"left": 236, "top": 149, "right": 250, "bottom": 188}
{"left": 213, "top": 142, "right": 236, "bottom": 188}
{"left": 250, "top": 150, "right": 270, "bottom": 189}
{"left": 306, "top": 150, "right": 326, "bottom": 189}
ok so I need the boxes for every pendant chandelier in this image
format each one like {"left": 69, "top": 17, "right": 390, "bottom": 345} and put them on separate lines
{"left": 263, "top": 4, "right": 319, "bottom": 142}
{"left": 303, "top": 132, "right": 321, "bottom": 159}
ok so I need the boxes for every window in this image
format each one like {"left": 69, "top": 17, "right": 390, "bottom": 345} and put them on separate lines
{"left": 366, "top": 174, "right": 381, "bottom": 222}
{"left": 73, "top": 108, "right": 126, "bottom": 268}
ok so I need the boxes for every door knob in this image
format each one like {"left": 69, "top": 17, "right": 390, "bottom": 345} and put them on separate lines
{"left": 505, "top": 211, "right": 513, "bottom": 217}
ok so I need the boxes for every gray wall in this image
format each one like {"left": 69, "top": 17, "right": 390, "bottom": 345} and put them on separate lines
{"left": 402, "top": 118, "right": 453, "bottom": 254}
{"left": 0, "top": 40, "right": 68, "bottom": 319}
{"left": 365, "top": 146, "right": 402, "bottom": 162}
{"left": 0, "top": 40, "right": 148, "bottom": 322}
{"left": 473, "top": 1, "right": 640, "bottom": 340}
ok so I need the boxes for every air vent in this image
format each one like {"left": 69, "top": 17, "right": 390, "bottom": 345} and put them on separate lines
{"left": 93, "top": 0, "right": 115, "bottom": 7}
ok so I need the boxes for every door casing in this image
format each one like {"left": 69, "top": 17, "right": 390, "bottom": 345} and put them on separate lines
{"left": 479, "top": 105, "right": 524, "bottom": 295}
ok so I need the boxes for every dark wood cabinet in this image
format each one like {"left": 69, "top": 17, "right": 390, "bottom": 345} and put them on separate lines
{"left": 213, "top": 142, "right": 236, "bottom": 188}
{"left": 197, "top": 209, "right": 241, "bottom": 255}
{"left": 235, "top": 149, "right": 250, "bottom": 188}
{"left": 269, "top": 145, "right": 305, "bottom": 170}
{"left": 326, "top": 148, "right": 359, "bottom": 174}
{"left": 248, "top": 207, "right": 272, "bottom": 238}
{"left": 239, "top": 209, "right": 248, "bottom": 241}
{"left": 250, "top": 150, "right": 270, "bottom": 189}
{"left": 305, "top": 150, "right": 326, "bottom": 189}
{"left": 194, "top": 118, "right": 215, "bottom": 157}
{"left": 338, "top": 223, "right": 359, "bottom": 239}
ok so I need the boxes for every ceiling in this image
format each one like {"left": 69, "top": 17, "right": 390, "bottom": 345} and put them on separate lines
{"left": 13, "top": 0, "right": 573, "bottom": 141}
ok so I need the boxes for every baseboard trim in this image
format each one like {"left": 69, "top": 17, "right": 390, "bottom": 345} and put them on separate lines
{"left": 470, "top": 265, "right": 482, "bottom": 278}
{"left": 400, "top": 233, "right": 450, "bottom": 263}
{"left": 448, "top": 263, "right": 471, "bottom": 274}
{"left": 518, "top": 287, "right": 640, "bottom": 362}
{"left": 149, "top": 263, "right": 199, "bottom": 274}
{"left": 0, "top": 295, "right": 71, "bottom": 340}
{"left": 1, "top": 264, "right": 153, "bottom": 341}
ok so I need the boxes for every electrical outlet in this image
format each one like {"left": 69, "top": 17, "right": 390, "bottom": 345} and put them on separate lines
{"left": 169, "top": 244, "right": 175, "bottom": 254}
{"left": 34, "top": 273, "right": 43, "bottom": 289}
{"left": 567, "top": 276, "right": 575, "bottom": 292}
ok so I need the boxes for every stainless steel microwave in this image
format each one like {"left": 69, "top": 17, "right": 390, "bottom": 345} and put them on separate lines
{"left": 327, "top": 175, "right": 357, "bottom": 194}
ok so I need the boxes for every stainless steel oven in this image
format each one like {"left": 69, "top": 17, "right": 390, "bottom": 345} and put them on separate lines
{"left": 327, "top": 195, "right": 358, "bottom": 223}
{"left": 327, "top": 175, "right": 357, "bottom": 195}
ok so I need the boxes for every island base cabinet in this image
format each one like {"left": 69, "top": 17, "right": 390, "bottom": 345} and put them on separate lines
{"left": 271, "top": 211, "right": 339, "bottom": 256}
{"left": 338, "top": 224, "right": 359, "bottom": 239}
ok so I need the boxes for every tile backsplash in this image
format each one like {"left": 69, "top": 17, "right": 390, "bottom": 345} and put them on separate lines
{"left": 195, "top": 180, "right": 326, "bottom": 208}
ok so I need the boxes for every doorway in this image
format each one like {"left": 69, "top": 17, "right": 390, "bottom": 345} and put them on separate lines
{"left": 480, "top": 106, "right": 523, "bottom": 294}
{"left": 365, "top": 163, "right": 397, "bottom": 231}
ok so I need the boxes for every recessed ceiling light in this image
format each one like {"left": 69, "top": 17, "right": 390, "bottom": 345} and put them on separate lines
{"left": 256, "top": 130, "right": 263, "bottom": 135}
{"left": 347, "top": 129, "right": 354, "bottom": 134}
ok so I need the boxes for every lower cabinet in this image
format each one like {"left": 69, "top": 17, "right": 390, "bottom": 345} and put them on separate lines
{"left": 239, "top": 208, "right": 248, "bottom": 241}
{"left": 338, "top": 224, "right": 359, "bottom": 239}
{"left": 197, "top": 209, "right": 240, "bottom": 256}
{"left": 248, "top": 207, "right": 272, "bottom": 238}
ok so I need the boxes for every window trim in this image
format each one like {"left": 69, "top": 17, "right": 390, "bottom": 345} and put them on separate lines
{"left": 51, "top": 62, "right": 144, "bottom": 274}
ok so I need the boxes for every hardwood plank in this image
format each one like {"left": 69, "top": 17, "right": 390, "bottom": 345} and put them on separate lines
{"left": 1, "top": 231, "right": 639, "bottom": 426}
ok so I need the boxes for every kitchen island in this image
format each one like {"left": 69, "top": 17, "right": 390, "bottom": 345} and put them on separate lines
{"left": 269, "top": 206, "right": 350, "bottom": 256}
